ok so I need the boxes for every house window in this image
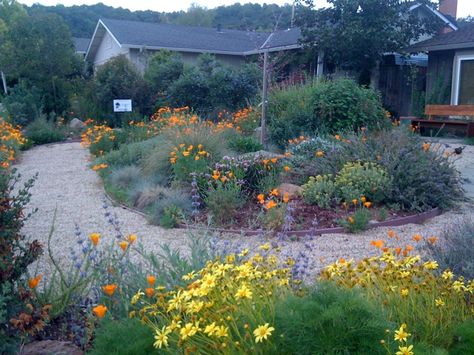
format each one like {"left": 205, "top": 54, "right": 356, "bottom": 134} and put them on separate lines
{"left": 453, "top": 54, "right": 474, "bottom": 105}
{"left": 458, "top": 59, "right": 474, "bottom": 104}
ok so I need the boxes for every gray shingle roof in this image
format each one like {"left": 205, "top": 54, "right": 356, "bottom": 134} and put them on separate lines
{"left": 260, "top": 28, "right": 301, "bottom": 50}
{"left": 101, "top": 18, "right": 271, "bottom": 54}
{"left": 73, "top": 37, "right": 91, "bottom": 53}
{"left": 408, "top": 24, "right": 474, "bottom": 52}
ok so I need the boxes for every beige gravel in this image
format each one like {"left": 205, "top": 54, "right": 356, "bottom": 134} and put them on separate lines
{"left": 16, "top": 142, "right": 474, "bottom": 278}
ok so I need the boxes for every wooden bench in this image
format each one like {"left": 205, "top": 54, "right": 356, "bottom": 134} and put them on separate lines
{"left": 401, "top": 105, "right": 474, "bottom": 137}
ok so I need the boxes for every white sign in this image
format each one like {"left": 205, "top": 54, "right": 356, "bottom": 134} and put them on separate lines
{"left": 113, "top": 99, "right": 132, "bottom": 112}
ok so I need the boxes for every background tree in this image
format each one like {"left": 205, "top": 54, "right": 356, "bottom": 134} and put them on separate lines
{"left": 298, "top": 0, "right": 441, "bottom": 84}
{"left": 93, "top": 55, "right": 149, "bottom": 125}
{"left": 144, "top": 51, "right": 184, "bottom": 109}
{"left": 175, "top": 3, "right": 214, "bottom": 27}
{"left": 0, "top": 11, "right": 82, "bottom": 120}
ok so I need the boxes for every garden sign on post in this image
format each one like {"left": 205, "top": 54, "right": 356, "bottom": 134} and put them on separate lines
{"left": 113, "top": 99, "right": 132, "bottom": 112}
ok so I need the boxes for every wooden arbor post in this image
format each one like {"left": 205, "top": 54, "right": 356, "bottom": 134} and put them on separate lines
{"left": 261, "top": 50, "right": 269, "bottom": 149}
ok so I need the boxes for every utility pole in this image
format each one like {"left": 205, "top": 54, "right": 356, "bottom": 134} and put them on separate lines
{"left": 291, "top": 1, "right": 296, "bottom": 28}
{"left": 1, "top": 71, "right": 7, "bottom": 95}
{"left": 261, "top": 50, "right": 269, "bottom": 149}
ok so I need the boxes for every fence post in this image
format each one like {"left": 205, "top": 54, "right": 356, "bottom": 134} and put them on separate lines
{"left": 261, "top": 50, "right": 269, "bottom": 149}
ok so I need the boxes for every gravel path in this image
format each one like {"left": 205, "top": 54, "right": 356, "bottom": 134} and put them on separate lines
{"left": 16, "top": 141, "right": 474, "bottom": 278}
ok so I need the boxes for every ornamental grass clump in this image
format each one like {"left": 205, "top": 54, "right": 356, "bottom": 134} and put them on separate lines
{"left": 132, "top": 249, "right": 293, "bottom": 353}
{"left": 320, "top": 244, "right": 474, "bottom": 348}
{"left": 274, "top": 283, "right": 393, "bottom": 355}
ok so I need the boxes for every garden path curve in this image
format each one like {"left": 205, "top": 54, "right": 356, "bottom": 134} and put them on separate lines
{"left": 16, "top": 141, "right": 474, "bottom": 278}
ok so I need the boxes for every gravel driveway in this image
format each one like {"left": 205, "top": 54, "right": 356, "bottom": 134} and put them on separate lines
{"left": 16, "top": 141, "right": 474, "bottom": 278}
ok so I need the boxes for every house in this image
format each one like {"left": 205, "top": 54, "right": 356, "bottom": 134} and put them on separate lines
{"left": 377, "top": 0, "right": 459, "bottom": 116}
{"left": 85, "top": 18, "right": 301, "bottom": 72}
{"left": 408, "top": 22, "right": 474, "bottom": 106}
{"left": 73, "top": 37, "right": 91, "bottom": 58}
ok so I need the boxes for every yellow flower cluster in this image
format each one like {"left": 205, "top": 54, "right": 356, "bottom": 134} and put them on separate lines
{"left": 169, "top": 143, "right": 210, "bottom": 165}
{"left": 132, "top": 250, "right": 291, "bottom": 353}
{"left": 0, "top": 118, "right": 27, "bottom": 169}
{"left": 321, "top": 241, "right": 474, "bottom": 346}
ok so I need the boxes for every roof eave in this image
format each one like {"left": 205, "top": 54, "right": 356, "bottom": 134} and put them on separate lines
{"left": 244, "top": 44, "right": 302, "bottom": 56}
{"left": 410, "top": 42, "right": 474, "bottom": 52}
{"left": 123, "top": 44, "right": 247, "bottom": 56}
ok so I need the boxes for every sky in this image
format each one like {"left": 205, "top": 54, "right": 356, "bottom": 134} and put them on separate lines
{"left": 17, "top": 0, "right": 474, "bottom": 17}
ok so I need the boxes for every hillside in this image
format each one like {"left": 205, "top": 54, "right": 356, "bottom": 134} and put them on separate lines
{"left": 27, "top": 2, "right": 294, "bottom": 38}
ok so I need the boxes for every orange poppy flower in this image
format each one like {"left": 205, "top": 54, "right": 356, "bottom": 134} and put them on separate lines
{"left": 427, "top": 236, "right": 438, "bottom": 245}
{"left": 412, "top": 234, "right": 422, "bottom": 242}
{"left": 102, "top": 284, "right": 117, "bottom": 296}
{"left": 265, "top": 200, "right": 278, "bottom": 209}
{"left": 28, "top": 275, "right": 42, "bottom": 289}
{"left": 387, "top": 230, "right": 396, "bottom": 238}
{"left": 145, "top": 288, "right": 155, "bottom": 298}
{"left": 92, "top": 304, "right": 108, "bottom": 318}
{"left": 119, "top": 241, "right": 129, "bottom": 251}
{"left": 394, "top": 247, "right": 402, "bottom": 256}
{"left": 283, "top": 166, "right": 291, "bottom": 172}
{"left": 370, "top": 240, "right": 385, "bottom": 249}
{"left": 283, "top": 193, "right": 290, "bottom": 203}
{"left": 364, "top": 202, "right": 372, "bottom": 208}
{"left": 315, "top": 151, "right": 324, "bottom": 157}
{"left": 89, "top": 233, "right": 100, "bottom": 246}
{"left": 128, "top": 234, "right": 137, "bottom": 243}
{"left": 147, "top": 275, "right": 156, "bottom": 286}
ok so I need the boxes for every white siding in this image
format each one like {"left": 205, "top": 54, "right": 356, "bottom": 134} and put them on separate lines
{"left": 93, "top": 31, "right": 129, "bottom": 68}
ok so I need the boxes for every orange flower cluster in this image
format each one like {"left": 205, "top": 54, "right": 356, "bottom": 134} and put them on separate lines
{"left": 288, "top": 135, "right": 307, "bottom": 145}
{"left": 258, "top": 189, "right": 290, "bottom": 209}
{"left": 81, "top": 124, "right": 115, "bottom": 149}
{"left": 91, "top": 163, "right": 108, "bottom": 171}
{"left": 0, "top": 118, "right": 27, "bottom": 169}
{"left": 169, "top": 144, "right": 210, "bottom": 165}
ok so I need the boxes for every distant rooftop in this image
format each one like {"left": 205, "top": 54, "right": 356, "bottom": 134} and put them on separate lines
{"left": 408, "top": 24, "right": 474, "bottom": 52}
{"left": 86, "top": 18, "right": 302, "bottom": 60}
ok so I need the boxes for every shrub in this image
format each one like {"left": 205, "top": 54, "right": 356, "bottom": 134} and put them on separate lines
{"left": 321, "top": 247, "right": 474, "bottom": 348}
{"left": 93, "top": 55, "right": 150, "bottom": 124}
{"left": 159, "top": 205, "right": 185, "bottom": 229}
{"left": 338, "top": 208, "right": 372, "bottom": 233}
{"left": 287, "top": 128, "right": 463, "bottom": 211}
{"left": 228, "top": 135, "right": 263, "bottom": 154}
{"left": 89, "top": 318, "right": 154, "bottom": 355}
{"left": 0, "top": 164, "right": 44, "bottom": 350}
{"left": 424, "top": 222, "right": 474, "bottom": 280}
{"left": 335, "top": 161, "right": 391, "bottom": 203}
{"left": 2, "top": 80, "right": 43, "bottom": 126}
{"left": 301, "top": 174, "right": 337, "bottom": 208}
{"left": 144, "top": 50, "right": 184, "bottom": 109}
{"left": 274, "top": 283, "right": 392, "bottom": 355}
{"left": 204, "top": 181, "right": 245, "bottom": 225}
{"left": 24, "top": 115, "right": 66, "bottom": 145}
{"left": 268, "top": 79, "right": 388, "bottom": 147}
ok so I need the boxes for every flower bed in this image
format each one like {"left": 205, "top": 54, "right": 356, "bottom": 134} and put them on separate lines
{"left": 82, "top": 108, "right": 463, "bottom": 234}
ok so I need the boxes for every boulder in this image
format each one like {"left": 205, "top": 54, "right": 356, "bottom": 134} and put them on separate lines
{"left": 21, "top": 340, "right": 83, "bottom": 355}
{"left": 69, "top": 118, "right": 84, "bottom": 130}
{"left": 278, "top": 183, "right": 303, "bottom": 198}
